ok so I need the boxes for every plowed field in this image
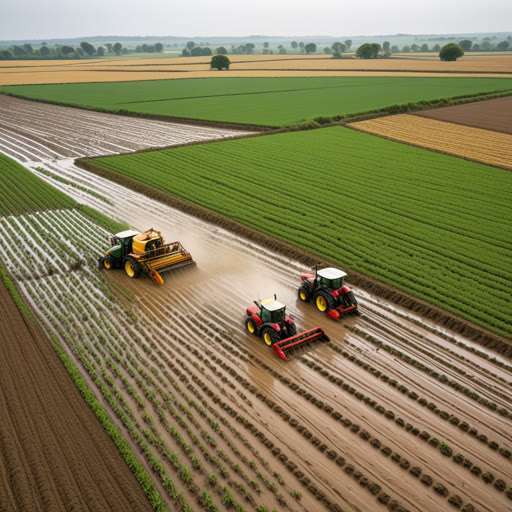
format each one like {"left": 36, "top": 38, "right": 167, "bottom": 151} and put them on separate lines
{"left": 0, "top": 98, "right": 511, "bottom": 512}
{"left": 415, "top": 95, "right": 512, "bottom": 134}
{"left": 0, "top": 278, "right": 154, "bottom": 512}
{"left": 349, "top": 114, "right": 512, "bottom": 170}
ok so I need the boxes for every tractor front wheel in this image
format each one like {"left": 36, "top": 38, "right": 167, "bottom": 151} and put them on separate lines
{"left": 124, "top": 257, "right": 141, "bottom": 278}
{"left": 262, "top": 327, "right": 280, "bottom": 347}
{"left": 245, "top": 317, "right": 258, "bottom": 335}
{"left": 315, "top": 290, "right": 335, "bottom": 313}
{"left": 297, "top": 286, "right": 311, "bottom": 303}
{"left": 99, "top": 256, "right": 113, "bottom": 270}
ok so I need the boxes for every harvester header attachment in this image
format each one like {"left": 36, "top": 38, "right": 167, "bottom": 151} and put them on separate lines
{"left": 272, "top": 327, "right": 330, "bottom": 360}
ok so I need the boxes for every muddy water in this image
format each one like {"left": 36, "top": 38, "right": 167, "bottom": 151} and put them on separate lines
{"left": 2, "top": 96, "right": 512, "bottom": 512}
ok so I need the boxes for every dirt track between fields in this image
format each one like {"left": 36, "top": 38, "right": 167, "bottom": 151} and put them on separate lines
{"left": 1, "top": 96, "right": 511, "bottom": 512}
{"left": 0, "top": 280, "right": 154, "bottom": 512}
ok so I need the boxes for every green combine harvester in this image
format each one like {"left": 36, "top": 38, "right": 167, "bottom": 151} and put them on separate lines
{"left": 99, "top": 228, "right": 195, "bottom": 285}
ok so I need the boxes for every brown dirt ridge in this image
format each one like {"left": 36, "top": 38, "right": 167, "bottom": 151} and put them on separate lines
{"left": 76, "top": 157, "right": 512, "bottom": 357}
{"left": 0, "top": 277, "right": 154, "bottom": 512}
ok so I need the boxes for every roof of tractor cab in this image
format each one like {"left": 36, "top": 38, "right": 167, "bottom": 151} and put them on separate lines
{"left": 318, "top": 267, "right": 347, "bottom": 279}
{"left": 115, "top": 230, "right": 140, "bottom": 239}
{"left": 261, "top": 299, "right": 286, "bottom": 311}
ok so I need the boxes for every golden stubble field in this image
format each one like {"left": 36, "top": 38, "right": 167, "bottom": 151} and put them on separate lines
{"left": 1, "top": 53, "right": 511, "bottom": 85}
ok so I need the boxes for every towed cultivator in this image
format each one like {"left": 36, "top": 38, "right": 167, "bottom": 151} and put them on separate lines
{"left": 298, "top": 267, "right": 358, "bottom": 319}
{"left": 245, "top": 297, "right": 329, "bottom": 360}
{"left": 99, "top": 228, "right": 195, "bottom": 285}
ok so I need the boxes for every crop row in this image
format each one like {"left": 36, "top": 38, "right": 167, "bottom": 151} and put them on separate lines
{"left": 85, "top": 126, "right": 512, "bottom": 339}
{"left": 0, "top": 153, "right": 76, "bottom": 215}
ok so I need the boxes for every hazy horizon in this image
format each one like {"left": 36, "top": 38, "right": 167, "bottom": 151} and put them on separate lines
{"left": 3, "top": 0, "right": 511, "bottom": 41}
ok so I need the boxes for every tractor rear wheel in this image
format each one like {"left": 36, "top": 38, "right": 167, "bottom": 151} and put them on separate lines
{"left": 124, "top": 257, "right": 141, "bottom": 278}
{"left": 245, "top": 317, "right": 258, "bottom": 335}
{"left": 314, "top": 290, "right": 335, "bottom": 313}
{"left": 343, "top": 291, "right": 358, "bottom": 308}
{"left": 297, "top": 286, "right": 311, "bottom": 303}
{"left": 262, "top": 327, "right": 280, "bottom": 347}
{"left": 99, "top": 256, "right": 113, "bottom": 270}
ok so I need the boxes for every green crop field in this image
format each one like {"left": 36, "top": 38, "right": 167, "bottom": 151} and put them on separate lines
{"left": 3, "top": 76, "right": 512, "bottom": 126}
{"left": 0, "top": 154, "right": 76, "bottom": 215}
{"left": 85, "top": 127, "right": 512, "bottom": 338}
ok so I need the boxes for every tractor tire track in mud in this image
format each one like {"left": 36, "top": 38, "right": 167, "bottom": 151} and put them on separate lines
{"left": 0, "top": 96, "right": 511, "bottom": 512}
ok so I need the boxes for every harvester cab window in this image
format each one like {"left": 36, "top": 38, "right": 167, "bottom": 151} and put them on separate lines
{"left": 271, "top": 307, "right": 285, "bottom": 324}
{"left": 261, "top": 307, "right": 271, "bottom": 323}
{"left": 110, "top": 235, "right": 119, "bottom": 247}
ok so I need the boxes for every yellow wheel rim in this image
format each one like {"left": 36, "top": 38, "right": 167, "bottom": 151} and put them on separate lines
{"left": 103, "top": 259, "right": 111, "bottom": 269}
{"left": 263, "top": 332, "right": 272, "bottom": 346}
{"left": 125, "top": 260, "right": 135, "bottom": 277}
{"left": 300, "top": 290, "right": 307, "bottom": 301}
{"left": 247, "top": 321, "right": 255, "bottom": 334}
{"left": 316, "top": 295, "right": 327, "bottom": 312}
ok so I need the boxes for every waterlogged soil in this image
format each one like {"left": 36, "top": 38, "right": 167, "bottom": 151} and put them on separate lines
{"left": 1, "top": 100, "right": 511, "bottom": 512}
{"left": 0, "top": 280, "right": 153, "bottom": 512}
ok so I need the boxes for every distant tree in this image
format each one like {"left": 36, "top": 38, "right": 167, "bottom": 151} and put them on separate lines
{"left": 97, "top": 46, "right": 105, "bottom": 56}
{"left": 263, "top": 41, "right": 269, "bottom": 48}
{"left": 191, "top": 46, "right": 203, "bottom": 56}
{"left": 11, "top": 45, "right": 27, "bottom": 56}
{"left": 402, "top": 45, "right": 411, "bottom": 53}
{"left": 432, "top": 44, "right": 441, "bottom": 52}
{"left": 278, "top": 46, "right": 286, "bottom": 55}
{"left": 323, "top": 46, "right": 331, "bottom": 54}
{"left": 41, "top": 42, "right": 47, "bottom": 46}
{"left": 344, "top": 39, "right": 352, "bottom": 49}
{"left": 113, "top": 43, "right": 122, "bottom": 55}
{"left": 76, "top": 47, "right": 84, "bottom": 56}
{"left": 299, "top": 42, "right": 304, "bottom": 53}
{"left": 80, "top": 41, "right": 95, "bottom": 56}
{"left": 106, "top": 43, "right": 113, "bottom": 54}
{"left": 202, "top": 47, "right": 212, "bottom": 56}
{"left": 439, "top": 43, "right": 464, "bottom": 61}
{"left": 497, "top": 40, "right": 510, "bottom": 51}
{"left": 182, "top": 48, "right": 190, "bottom": 57}
{"left": 356, "top": 43, "right": 373, "bottom": 59}
{"left": 481, "top": 40, "right": 493, "bottom": 50}
{"left": 391, "top": 45, "right": 399, "bottom": 53}
{"left": 0, "top": 50, "right": 12, "bottom": 59}
{"left": 60, "top": 45, "right": 75, "bottom": 56}
{"left": 23, "top": 43, "right": 33, "bottom": 54}
{"left": 210, "top": 54, "right": 230, "bottom": 70}
{"left": 215, "top": 47, "right": 227, "bottom": 55}
{"left": 382, "top": 41, "right": 390, "bottom": 51}
{"left": 154, "top": 42, "right": 164, "bottom": 52}
{"left": 332, "top": 42, "right": 346, "bottom": 53}
{"left": 40, "top": 45, "right": 50, "bottom": 56}
{"left": 458, "top": 40, "right": 472, "bottom": 52}
{"left": 186, "top": 41, "right": 195, "bottom": 50}
{"left": 304, "top": 42, "right": 317, "bottom": 54}
{"left": 420, "top": 43, "right": 429, "bottom": 52}
{"left": 245, "top": 43, "right": 255, "bottom": 54}
{"left": 508, "top": 35, "right": 512, "bottom": 41}
{"left": 370, "top": 43, "right": 381, "bottom": 58}
{"left": 291, "top": 41, "right": 298, "bottom": 49}
{"left": 471, "top": 43, "right": 480, "bottom": 51}
{"left": 410, "top": 43, "right": 419, "bottom": 52}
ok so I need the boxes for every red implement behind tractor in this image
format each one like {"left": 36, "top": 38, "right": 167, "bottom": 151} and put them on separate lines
{"left": 245, "top": 296, "right": 329, "bottom": 360}
{"left": 297, "top": 267, "right": 358, "bottom": 320}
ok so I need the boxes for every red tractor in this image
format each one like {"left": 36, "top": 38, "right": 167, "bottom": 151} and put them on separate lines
{"left": 245, "top": 297, "right": 329, "bottom": 360}
{"left": 297, "top": 267, "right": 358, "bottom": 320}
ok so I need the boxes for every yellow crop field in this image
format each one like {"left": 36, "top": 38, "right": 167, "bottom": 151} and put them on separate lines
{"left": 1, "top": 54, "right": 512, "bottom": 85}
{"left": 349, "top": 114, "right": 512, "bottom": 170}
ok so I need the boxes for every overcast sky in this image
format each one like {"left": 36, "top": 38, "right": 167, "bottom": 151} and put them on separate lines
{"left": 3, "top": 0, "right": 511, "bottom": 40}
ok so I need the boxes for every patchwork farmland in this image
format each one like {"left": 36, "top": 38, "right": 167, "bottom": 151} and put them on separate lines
{"left": 0, "top": 55, "right": 511, "bottom": 512}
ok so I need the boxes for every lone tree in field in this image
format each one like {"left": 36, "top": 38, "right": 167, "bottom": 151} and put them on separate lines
{"left": 210, "top": 54, "right": 230, "bottom": 70}
{"left": 154, "top": 42, "right": 164, "bottom": 52}
{"left": 439, "top": 43, "right": 464, "bottom": 61}
{"left": 304, "top": 42, "right": 317, "bottom": 54}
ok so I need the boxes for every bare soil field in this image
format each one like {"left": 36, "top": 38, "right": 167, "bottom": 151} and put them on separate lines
{"left": 415, "top": 95, "right": 512, "bottom": 134}
{"left": 0, "top": 279, "right": 154, "bottom": 512}
{"left": 1, "top": 54, "right": 511, "bottom": 85}
{"left": 349, "top": 114, "right": 512, "bottom": 170}
{"left": 0, "top": 95, "right": 250, "bottom": 163}
{"left": 1, "top": 98, "right": 511, "bottom": 512}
